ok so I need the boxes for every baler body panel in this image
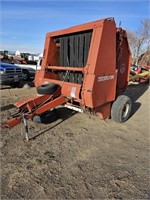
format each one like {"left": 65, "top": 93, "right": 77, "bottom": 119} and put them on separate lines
{"left": 116, "top": 29, "right": 131, "bottom": 95}
{"left": 34, "top": 18, "right": 131, "bottom": 116}
{"left": 35, "top": 19, "right": 119, "bottom": 109}
{"left": 81, "top": 20, "right": 117, "bottom": 108}
{"left": 6, "top": 18, "right": 131, "bottom": 128}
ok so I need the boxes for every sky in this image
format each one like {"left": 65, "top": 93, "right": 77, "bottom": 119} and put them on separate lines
{"left": 0, "top": 0, "right": 149, "bottom": 53}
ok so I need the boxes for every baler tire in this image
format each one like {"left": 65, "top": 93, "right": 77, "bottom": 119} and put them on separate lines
{"left": 111, "top": 95, "right": 132, "bottom": 123}
{"left": 37, "top": 83, "right": 59, "bottom": 95}
{"left": 32, "top": 109, "right": 58, "bottom": 124}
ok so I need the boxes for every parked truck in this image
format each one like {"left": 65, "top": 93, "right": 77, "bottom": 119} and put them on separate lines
{"left": 5, "top": 18, "right": 132, "bottom": 140}
{"left": 0, "top": 60, "right": 23, "bottom": 87}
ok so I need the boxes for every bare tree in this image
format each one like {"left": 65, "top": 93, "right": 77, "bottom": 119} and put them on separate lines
{"left": 127, "top": 19, "right": 150, "bottom": 65}
{"left": 127, "top": 31, "right": 137, "bottom": 59}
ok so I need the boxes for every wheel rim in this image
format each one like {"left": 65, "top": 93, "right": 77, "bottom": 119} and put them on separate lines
{"left": 122, "top": 103, "right": 130, "bottom": 119}
{"left": 23, "top": 73, "right": 28, "bottom": 80}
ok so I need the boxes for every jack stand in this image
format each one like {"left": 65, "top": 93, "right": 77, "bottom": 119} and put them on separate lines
{"left": 22, "top": 114, "right": 29, "bottom": 142}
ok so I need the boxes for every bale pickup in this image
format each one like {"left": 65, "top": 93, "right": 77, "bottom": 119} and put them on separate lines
{"left": 5, "top": 18, "right": 132, "bottom": 140}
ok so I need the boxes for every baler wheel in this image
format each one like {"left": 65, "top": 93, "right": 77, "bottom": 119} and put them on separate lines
{"left": 37, "top": 83, "right": 59, "bottom": 95}
{"left": 32, "top": 109, "right": 58, "bottom": 124}
{"left": 111, "top": 95, "right": 132, "bottom": 123}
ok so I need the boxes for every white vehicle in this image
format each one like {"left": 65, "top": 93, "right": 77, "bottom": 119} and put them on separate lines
{"left": 16, "top": 57, "right": 42, "bottom": 80}
{"left": 36, "top": 58, "right": 42, "bottom": 70}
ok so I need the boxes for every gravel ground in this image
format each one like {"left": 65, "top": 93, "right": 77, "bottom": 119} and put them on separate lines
{"left": 0, "top": 83, "right": 149, "bottom": 199}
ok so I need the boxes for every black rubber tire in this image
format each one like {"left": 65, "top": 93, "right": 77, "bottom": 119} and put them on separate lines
{"left": 32, "top": 109, "right": 58, "bottom": 124}
{"left": 10, "top": 81, "right": 21, "bottom": 88}
{"left": 37, "top": 83, "right": 59, "bottom": 95}
{"left": 22, "top": 69, "right": 30, "bottom": 81}
{"left": 111, "top": 95, "right": 132, "bottom": 123}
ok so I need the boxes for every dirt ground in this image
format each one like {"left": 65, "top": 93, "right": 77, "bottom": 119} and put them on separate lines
{"left": 0, "top": 82, "right": 149, "bottom": 199}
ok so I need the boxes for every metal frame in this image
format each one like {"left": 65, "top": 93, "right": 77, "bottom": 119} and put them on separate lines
{"left": 6, "top": 18, "right": 131, "bottom": 129}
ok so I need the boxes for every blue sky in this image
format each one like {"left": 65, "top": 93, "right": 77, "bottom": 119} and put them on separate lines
{"left": 0, "top": 0, "right": 149, "bottom": 53}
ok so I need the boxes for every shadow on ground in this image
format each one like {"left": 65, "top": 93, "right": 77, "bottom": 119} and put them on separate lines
{"left": 0, "top": 104, "right": 15, "bottom": 111}
{"left": 20, "top": 79, "right": 35, "bottom": 88}
{"left": 30, "top": 107, "right": 77, "bottom": 140}
{"left": 124, "top": 82, "right": 149, "bottom": 117}
{"left": 30, "top": 82, "right": 149, "bottom": 140}
{"left": 0, "top": 79, "right": 35, "bottom": 90}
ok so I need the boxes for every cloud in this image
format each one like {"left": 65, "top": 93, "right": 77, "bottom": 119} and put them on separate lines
{"left": 1, "top": 0, "right": 148, "bottom": 23}
{"left": 0, "top": 32, "right": 9, "bottom": 35}
{"left": 1, "top": 6, "right": 147, "bottom": 22}
{"left": 1, "top": 0, "right": 148, "bottom": 54}
{"left": 1, "top": 7, "right": 67, "bottom": 20}
{"left": 10, "top": 36, "right": 17, "bottom": 39}
{"left": 0, "top": 43, "right": 43, "bottom": 53}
